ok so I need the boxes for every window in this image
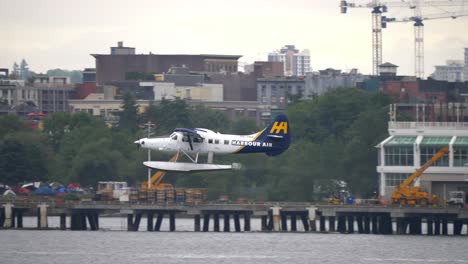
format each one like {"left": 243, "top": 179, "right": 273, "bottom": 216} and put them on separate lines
{"left": 193, "top": 137, "right": 204, "bottom": 143}
{"left": 454, "top": 147, "right": 468, "bottom": 166}
{"left": 171, "top": 134, "right": 178, "bottom": 140}
{"left": 224, "top": 140, "right": 229, "bottom": 145}
{"left": 208, "top": 139, "right": 213, "bottom": 144}
{"left": 385, "top": 173, "right": 411, "bottom": 187}
{"left": 453, "top": 137, "right": 468, "bottom": 167}
{"left": 384, "top": 146, "right": 414, "bottom": 166}
{"left": 420, "top": 147, "right": 449, "bottom": 166}
{"left": 215, "top": 139, "right": 219, "bottom": 144}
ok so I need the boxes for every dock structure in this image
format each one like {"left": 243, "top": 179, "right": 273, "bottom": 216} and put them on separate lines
{"left": 1, "top": 201, "right": 467, "bottom": 235}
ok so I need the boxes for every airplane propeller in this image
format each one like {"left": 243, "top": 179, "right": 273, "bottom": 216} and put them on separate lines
{"left": 134, "top": 140, "right": 143, "bottom": 149}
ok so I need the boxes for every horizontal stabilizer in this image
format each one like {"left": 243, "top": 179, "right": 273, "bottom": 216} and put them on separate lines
{"left": 144, "top": 161, "right": 241, "bottom": 172}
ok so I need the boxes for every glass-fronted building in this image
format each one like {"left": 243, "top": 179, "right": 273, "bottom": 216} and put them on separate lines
{"left": 376, "top": 122, "right": 468, "bottom": 200}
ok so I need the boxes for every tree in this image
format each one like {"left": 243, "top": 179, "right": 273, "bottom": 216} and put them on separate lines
{"left": 117, "top": 92, "right": 139, "bottom": 132}
{"left": 0, "top": 133, "right": 51, "bottom": 185}
{"left": 0, "top": 115, "right": 27, "bottom": 139}
{"left": 20, "top": 59, "right": 31, "bottom": 80}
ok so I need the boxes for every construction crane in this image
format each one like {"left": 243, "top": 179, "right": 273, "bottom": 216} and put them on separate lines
{"left": 391, "top": 146, "right": 449, "bottom": 206}
{"left": 340, "top": 0, "right": 467, "bottom": 76}
{"left": 383, "top": 8, "right": 468, "bottom": 78}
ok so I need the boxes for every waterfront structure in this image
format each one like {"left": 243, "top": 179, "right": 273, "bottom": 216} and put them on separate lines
{"left": 376, "top": 104, "right": 468, "bottom": 200}
{"left": 1, "top": 200, "right": 467, "bottom": 235}
{"left": 257, "top": 76, "right": 305, "bottom": 108}
{"left": 268, "top": 45, "right": 311, "bottom": 76}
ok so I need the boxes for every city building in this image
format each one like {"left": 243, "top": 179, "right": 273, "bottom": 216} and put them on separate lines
{"left": 376, "top": 104, "right": 468, "bottom": 201}
{"left": 430, "top": 48, "right": 468, "bottom": 82}
{"left": 82, "top": 68, "right": 96, "bottom": 83}
{"left": 464, "top": 48, "right": 468, "bottom": 82}
{"left": 257, "top": 77, "right": 305, "bottom": 108}
{"left": 32, "top": 75, "right": 74, "bottom": 113}
{"left": 304, "top": 68, "right": 366, "bottom": 97}
{"left": 244, "top": 61, "right": 284, "bottom": 77}
{"left": 268, "top": 45, "right": 311, "bottom": 76}
{"left": 68, "top": 97, "right": 276, "bottom": 126}
{"left": 111, "top": 41, "right": 135, "bottom": 55}
{"left": 92, "top": 42, "right": 241, "bottom": 85}
{"left": 142, "top": 67, "right": 223, "bottom": 102}
{"left": 379, "top": 62, "right": 398, "bottom": 77}
{"left": 430, "top": 60, "right": 464, "bottom": 82}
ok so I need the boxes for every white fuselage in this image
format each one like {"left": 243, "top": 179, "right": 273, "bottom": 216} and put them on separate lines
{"left": 136, "top": 129, "right": 268, "bottom": 155}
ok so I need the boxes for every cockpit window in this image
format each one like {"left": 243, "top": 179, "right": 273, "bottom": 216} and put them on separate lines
{"left": 171, "top": 134, "right": 178, "bottom": 140}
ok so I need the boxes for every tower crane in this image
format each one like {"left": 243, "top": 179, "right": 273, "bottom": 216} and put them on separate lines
{"left": 340, "top": 0, "right": 467, "bottom": 76}
{"left": 383, "top": 8, "right": 468, "bottom": 78}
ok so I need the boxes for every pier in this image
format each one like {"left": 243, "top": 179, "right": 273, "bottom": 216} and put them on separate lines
{"left": 1, "top": 200, "right": 467, "bottom": 235}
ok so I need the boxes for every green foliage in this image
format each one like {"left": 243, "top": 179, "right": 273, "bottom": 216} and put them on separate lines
{"left": 0, "top": 115, "right": 28, "bottom": 139}
{"left": 0, "top": 132, "right": 51, "bottom": 185}
{"left": 0, "top": 90, "right": 390, "bottom": 201}
{"left": 116, "top": 92, "right": 139, "bottom": 133}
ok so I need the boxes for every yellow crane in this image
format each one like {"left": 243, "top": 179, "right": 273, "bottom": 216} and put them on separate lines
{"left": 140, "top": 153, "right": 179, "bottom": 190}
{"left": 391, "top": 146, "right": 449, "bottom": 206}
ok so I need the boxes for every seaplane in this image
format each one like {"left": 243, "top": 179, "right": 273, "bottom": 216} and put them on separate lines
{"left": 134, "top": 114, "right": 290, "bottom": 172}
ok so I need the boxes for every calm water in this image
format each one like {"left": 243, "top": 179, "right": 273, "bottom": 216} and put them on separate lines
{"left": 1, "top": 217, "right": 467, "bottom": 264}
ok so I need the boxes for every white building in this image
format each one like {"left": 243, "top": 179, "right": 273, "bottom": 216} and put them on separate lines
{"left": 268, "top": 45, "right": 311, "bottom": 76}
{"left": 430, "top": 60, "right": 464, "bottom": 82}
{"left": 140, "top": 82, "right": 223, "bottom": 102}
{"left": 376, "top": 107, "right": 468, "bottom": 201}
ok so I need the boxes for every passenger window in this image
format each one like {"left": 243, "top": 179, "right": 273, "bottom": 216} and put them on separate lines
{"left": 208, "top": 139, "right": 213, "bottom": 144}
{"left": 224, "top": 140, "right": 229, "bottom": 145}
{"left": 215, "top": 139, "right": 219, "bottom": 144}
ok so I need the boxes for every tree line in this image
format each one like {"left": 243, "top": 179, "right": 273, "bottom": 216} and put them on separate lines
{"left": 0, "top": 88, "right": 390, "bottom": 201}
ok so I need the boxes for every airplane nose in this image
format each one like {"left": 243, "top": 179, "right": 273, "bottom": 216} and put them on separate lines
{"left": 134, "top": 139, "right": 145, "bottom": 148}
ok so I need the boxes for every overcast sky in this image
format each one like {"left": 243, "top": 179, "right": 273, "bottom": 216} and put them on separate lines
{"left": 1, "top": 0, "right": 467, "bottom": 77}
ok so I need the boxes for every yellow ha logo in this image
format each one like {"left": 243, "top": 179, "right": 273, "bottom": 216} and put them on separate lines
{"left": 269, "top": 122, "right": 288, "bottom": 134}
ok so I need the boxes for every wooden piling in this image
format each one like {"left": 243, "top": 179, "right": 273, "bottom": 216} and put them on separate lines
{"left": 244, "top": 213, "right": 251, "bottom": 232}
{"left": 194, "top": 215, "right": 201, "bottom": 232}
{"left": 234, "top": 213, "right": 241, "bottom": 232}
{"left": 147, "top": 213, "right": 154, "bottom": 231}
{"left": 155, "top": 213, "right": 164, "bottom": 231}
{"left": 291, "top": 214, "right": 297, "bottom": 232}
{"left": 223, "top": 213, "right": 230, "bottom": 232}
{"left": 203, "top": 213, "right": 210, "bottom": 232}
{"left": 169, "top": 213, "right": 175, "bottom": 232}
{"left": 213, "top": 214, "right": 220, "bottom": 232}
{"left": 60, "top": 213, "right": 67, "bottom": 230}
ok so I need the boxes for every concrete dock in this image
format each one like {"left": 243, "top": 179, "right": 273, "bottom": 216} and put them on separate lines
{"left": 1, "top": 200, "right": 467, "bottom": 235}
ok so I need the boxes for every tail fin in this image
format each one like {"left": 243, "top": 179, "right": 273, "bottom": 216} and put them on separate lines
{"left": 233, "top": 114, "right": 290, "bottom": 156}
{"left": 262, "top": 114, "right": 291, "bottom": 156}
